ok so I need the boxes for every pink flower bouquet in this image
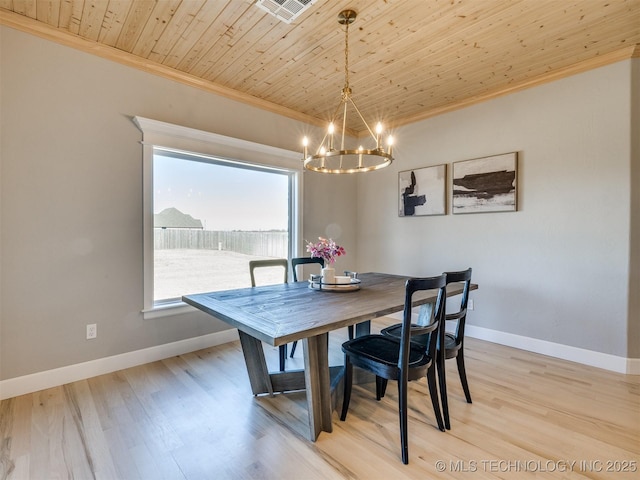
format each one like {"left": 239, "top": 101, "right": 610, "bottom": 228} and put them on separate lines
{"left": 305, "top": 237, "right": 345, "bottom": 265}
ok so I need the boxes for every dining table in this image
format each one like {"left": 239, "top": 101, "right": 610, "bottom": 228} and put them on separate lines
{"left": 182, "top": 272, "right": 478, "bottom": 441}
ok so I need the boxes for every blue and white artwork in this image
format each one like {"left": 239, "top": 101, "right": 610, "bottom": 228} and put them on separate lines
{"left": 399, "top": 164, "right": 447, "bottom": 217}
{"left": 452, "top": 153, "right": 517, "bottom": 214}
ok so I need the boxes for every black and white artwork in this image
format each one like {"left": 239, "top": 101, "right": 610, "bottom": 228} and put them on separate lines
{"left": 398, "top": 165, "right": 446, "bottom": 217}
{"left": 452, "top": 152, "right": 517, "bottom": 214}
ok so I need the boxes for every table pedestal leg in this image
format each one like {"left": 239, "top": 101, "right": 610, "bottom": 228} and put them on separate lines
{"left": 303, "top": 333, "right": 332, "bottom": 441}
{"left": 238, "top": 330, "right": 273, "bottom": 396}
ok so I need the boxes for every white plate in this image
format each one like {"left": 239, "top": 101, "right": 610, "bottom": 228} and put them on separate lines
{"left": 308, "top": 278, "right": 361, "bottom": 292}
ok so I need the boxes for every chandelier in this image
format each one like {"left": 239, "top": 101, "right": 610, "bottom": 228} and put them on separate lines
{"left": 302, "top": 10, "right": 394, "bottom": 174}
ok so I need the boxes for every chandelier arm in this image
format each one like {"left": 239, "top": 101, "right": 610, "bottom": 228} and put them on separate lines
{"left": 314, "top": 131, "right": 329, "bottom": 156}
{"left": 329, "top": 99, "right": 344, "bottom": 124}
{"left": 347, "top": 96, "right": 378, "bottom": 142}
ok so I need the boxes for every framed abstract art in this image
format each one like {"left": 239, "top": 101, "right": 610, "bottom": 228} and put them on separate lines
{"left": 452, "top": 152, "right": 518, "bottom": 214}
{"left": 398, "top": 164, "right": 447, "bottom": 217}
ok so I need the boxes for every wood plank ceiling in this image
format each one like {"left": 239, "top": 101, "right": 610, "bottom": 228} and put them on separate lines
{"left": 1, "top": 0, "right": 639, "bottom": 136}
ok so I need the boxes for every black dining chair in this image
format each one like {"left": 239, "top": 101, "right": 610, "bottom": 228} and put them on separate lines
{"left": 289, "top": 257, "right": 324, "bottom": 358}
{"left": 291, "top": 256, "right": 324, "bottom": 282}
{"left": 249, "top": 258, "right": 290, "bottom": 372}
{"left": 340, "top": 274, "right": 447, "bottom": 465}
{"left": 381, "top": 268, "right": 473, "bottom": 430}
{"left": 289, "top": 256, "right": 355, "bottom": 358}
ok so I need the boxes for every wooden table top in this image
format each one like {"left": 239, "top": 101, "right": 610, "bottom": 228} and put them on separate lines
{"left": 183, "top": 272, "right": 477, "bottom": 347}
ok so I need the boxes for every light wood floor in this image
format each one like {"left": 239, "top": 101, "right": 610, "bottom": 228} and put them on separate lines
{"left": 1, "top": 318, "right": 638, "bottom": 480}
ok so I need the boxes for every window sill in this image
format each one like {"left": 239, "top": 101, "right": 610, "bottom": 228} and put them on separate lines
{"left": 142, "top": 302, "right": 196, "bottom": 319}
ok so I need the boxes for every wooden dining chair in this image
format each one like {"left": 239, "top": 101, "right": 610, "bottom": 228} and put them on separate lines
{"left": 381, "top": 267, "right": 473, "bottom": 430}
{"left": 340, "top": 274, "right": 447, "bottom": 465}
{"left": 249, "top": 258, "right": 290, "bottom": 372}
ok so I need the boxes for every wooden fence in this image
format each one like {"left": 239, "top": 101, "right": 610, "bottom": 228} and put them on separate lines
{"left": 154, "top": 229, "right": 288, "bottom": 257}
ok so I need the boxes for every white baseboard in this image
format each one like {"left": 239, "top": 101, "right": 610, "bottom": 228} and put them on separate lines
{"left": 385, "top": 312, "right": 639, "bottom": 374}
{"left": 2, "top": 324, "right": 637, "bottom": 401}
{"left": 0, "top": 329, "right": 239, "bottom": 400}
{"left": 465, "top": 324, "right": 639, "bottom": 375}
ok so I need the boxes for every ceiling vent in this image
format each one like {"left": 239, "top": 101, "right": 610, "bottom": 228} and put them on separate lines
{"left": 255, "top": 0, "right": 318, "bottom": 24}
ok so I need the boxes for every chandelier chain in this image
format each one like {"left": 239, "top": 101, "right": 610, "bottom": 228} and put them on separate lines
{"left": 344, "top": 18, "right": 350, "bottom": 94}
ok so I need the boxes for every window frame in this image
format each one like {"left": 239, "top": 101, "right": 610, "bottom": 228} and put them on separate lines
{"left": 134, "top": 116, "right": 303, "bottom": 319}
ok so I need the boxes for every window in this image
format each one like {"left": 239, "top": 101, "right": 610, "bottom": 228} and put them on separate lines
{"left": 134, "top": 117, "right": 302, "bottom": 318}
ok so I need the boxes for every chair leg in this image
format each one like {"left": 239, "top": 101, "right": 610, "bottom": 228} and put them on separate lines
{"left": 376, "top": 377, "right": 388, "bottom": 400}
{"left": 427, "top": 365, "right": 445, "bottom": 432}
{"left": 347, "top": 325, "right": 354, "bottom": 339}
{"left": 278, "top": 345, "right": 287, "bottom": 372}
{"left": 340, "top": 355, "right": 353, "bottom": 421}
{"left": 398, "top": 376, "right": 409, "bottom": 464}
{"left": 456, "top": 350, "right": 472, "bottom": 403}
{"left": 289, "top": 340, "right": 298, "bottom": 358}
{"left": 437, "top": 353, "right": 450, "bottom": 430}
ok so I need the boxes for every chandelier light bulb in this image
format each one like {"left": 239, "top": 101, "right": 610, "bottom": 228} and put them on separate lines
{"left": 328, "top": 122, "right": 335, "bottom": 150}
{"left": 303, "top": 136, "right": 309, "bottom": 158}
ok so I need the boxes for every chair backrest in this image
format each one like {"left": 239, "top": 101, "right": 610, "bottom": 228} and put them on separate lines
{"left": 291, "top": 256, "right": 324, "bottom": 282}
{"left": 398, "top": 274, "right": 447, "bottom": 370}
{"left": 444, "top": 268, "right": 472, "bottom": 342}
{"left": 249, "top": 259, "right": 288, "bottom": 287}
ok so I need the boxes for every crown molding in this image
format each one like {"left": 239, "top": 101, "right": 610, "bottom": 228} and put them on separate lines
{"left": 2, "top": 9, "right": 638, "bottom": 136}
{"left": 387, "top": 43, "right": 640, "bottom": 132}
{"left": 0, "top": 8, "right": 326, "bottom": 129}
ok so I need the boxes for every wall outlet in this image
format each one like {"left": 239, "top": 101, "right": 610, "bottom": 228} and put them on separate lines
{"left": 468, "top": 299, "right": 474, "bottom": 311}
{"left": 86, "top": 324, "right": 97, "bottom": 339}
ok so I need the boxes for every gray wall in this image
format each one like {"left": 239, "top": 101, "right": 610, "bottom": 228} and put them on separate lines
{"left": 355, "top": 60, "right": 637, "bottom": 358}
{"left": 1, "top": 25, "right": 637, "bottom": 383}
{"left": 0, "top": 26, "right": 356, "bottom": 380}
{"left": 630, "top": 57, "right": 640, "bottom": 358}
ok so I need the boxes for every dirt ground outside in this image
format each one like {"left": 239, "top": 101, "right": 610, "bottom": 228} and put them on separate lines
{"left": 154, "top": 249, "right": 293, "bottom": 300}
